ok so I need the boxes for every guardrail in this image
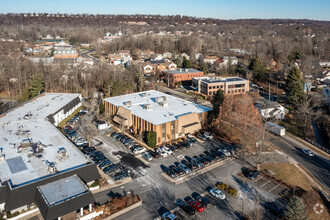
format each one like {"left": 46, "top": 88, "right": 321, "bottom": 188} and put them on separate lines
{"left": 303, "top": 138, "right": 330, "bottom": 154}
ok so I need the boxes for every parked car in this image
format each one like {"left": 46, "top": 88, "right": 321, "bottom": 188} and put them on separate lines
{"left": 169, "top": 165, "right": 184, "bottom": 176}
{"left": 148, "top": 150, "right": 160, "bottom": 158}
{"left": 165, "top": 167, "right": 177, "bottom": 179}
{"left": 187, "top": 199, "right": 204, "bottom": 212}
{"left": 161, "top": 210, "right": 177, "bottom": 220}
{"left": 142, "top": 152, "right": 153, "bottom": 161}
{"left": 209, "top": 188, "right": 226, "bottom": 200}
{"left": 188, "top": 137, "right": 198, "bottom": 143}
{"left": 132, "top": 146, "right": 146, "bottom": 154}
{"left": 302, "top": 149, "right": 314, "bottom": 156}
{"left": 204, "top": 132, "right": 213, "bottom": 139}
{"left": 191, "top": 158, "right": 203, "bottom": 169}
{"left": 174, "top": 143, "right": 184, "bottom": 150}
{"left": 196, "top": 133, "right": 207, "bottom": 141}
{"left": 175, "top": 198, "right": 195, "bottom": 215}
{"left": 168, "top": 144, "right": 179, "bottom": 152}
{"left": 247, "top": 170, "right": 260, "bottom": 180}
{"left": 160, "top": 146, "right": 173, "bottom": 155}
{"left": 178, "top": 163, "right": 190, "bottom": 174}
{"left": 191, "top": 192, "right": 211, "bottom": 208}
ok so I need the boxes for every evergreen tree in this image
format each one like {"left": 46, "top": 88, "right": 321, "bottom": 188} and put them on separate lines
{"left": 288, "top": 50, "right": 303, "bottom": 62}
{"left": 146, "top": 131, "right": 157, "bottom": 148}
{"left": 19, "top": 86, "right": 31, "bottom": 103}
{"left": 248, "top": 57, "right": 264, "bottom": 80}
{"left": 30, "top": 74, "right": 45, "bottom": 98}
{"left": 285, "top": 195, "right": 309, "bottom": 220}
{"left": 182, "top": 56, "right": 192, "bottom": 69}
{"left": 211, "top": 89, "right": 225, "bottom": 117}
{"left": 286, "top": 67, "right": 305, "bottom": 105}
{"left": 99, "top": 103, "right": 105, "bottom": 115}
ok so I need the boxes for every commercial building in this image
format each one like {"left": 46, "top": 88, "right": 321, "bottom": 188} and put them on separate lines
{"left": 192, "top": 76, "right": 249, "bottom": 97}
{"left": 162, "top": 68, "right": 204, "bottom": 87}
{"left": 0, "top": 93, "right": 99, "bottom": 219}
{"left": 53, "top": 40, "right": 78, "bottom": 59}
{"left": 103, "top": 90, "right": 211, "bottom": 145}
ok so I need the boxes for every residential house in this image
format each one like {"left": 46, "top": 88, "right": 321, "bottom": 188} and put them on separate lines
{"left": 139, "top": 60, "right": 177, "bottom": 74}
{"left": 255, "top": 99, "right": 288, "bottom": 120}
{"left": 204, "top": 55, "right": 219, "bottom": 64}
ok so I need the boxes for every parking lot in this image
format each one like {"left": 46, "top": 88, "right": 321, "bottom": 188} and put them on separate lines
{"left": 65, "top": 109, "right": 289, "bottom": 220}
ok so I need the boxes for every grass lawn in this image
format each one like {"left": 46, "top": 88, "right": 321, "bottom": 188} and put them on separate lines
{"left": 261, "top": 163, "right": 315, "bottom": 191}
{"left": 57, "top": 105, "right": 85, "bottom": 128}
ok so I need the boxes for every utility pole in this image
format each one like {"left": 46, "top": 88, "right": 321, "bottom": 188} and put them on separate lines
{"left": 268, "top": 83, "right": 271, "bottom": 101}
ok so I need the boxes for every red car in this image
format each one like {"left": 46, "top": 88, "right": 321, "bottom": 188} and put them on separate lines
{"left": 188, "top": 200, "right": 204, "bottom": 212}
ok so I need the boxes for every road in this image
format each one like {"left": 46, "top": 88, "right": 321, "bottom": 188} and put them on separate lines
{"left": 162, "top": 87, "right": 330, "bottom": 195}
{"left": 267, "top": 134, "right": 330, "bottom": 193}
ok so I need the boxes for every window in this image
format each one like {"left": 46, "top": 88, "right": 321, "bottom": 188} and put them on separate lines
{"left": 213, "top": 91, "right": 216, "bottom": 95}
{"left": 213, "top": 86, "right": 216, "bottom": 89}
{"left": 209, "top": 86, "right": 212, "bottom": 89}
{"left": 217, "top": 85, "right": 219, "bottom": 89}
{"left": 221, "top": 85, "right": 223, "bottom": 88}
{"left": 209, "top": 92, "right": 212, "bottom": 95}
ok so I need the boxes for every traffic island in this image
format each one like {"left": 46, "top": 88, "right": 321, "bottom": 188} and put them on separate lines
{"left": 161, "top": 157, "right": 233, "bottom": 184}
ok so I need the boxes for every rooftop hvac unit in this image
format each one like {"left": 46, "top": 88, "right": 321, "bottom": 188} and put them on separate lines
{"left": 141, "top": 93, "right": 147, "bottom": 97}
{"left": 155, "top": 97, "right": 164, "bottom": 103}
{"left": 0, "top": 154, "right": 5, "bottom": 162}
{"left": 160, "top": 102, "right": 170, "bottom": 107}
{"left": 144, "top": 104, "right": 152, "bottom": 110}
{"left": 161, "top": 96, "right": 167, "bottom": 101}
{"left": 123, "top": 101, "right": 132, "bottom": 107}
{"left": 58, "top": 147, "right": 67, "bottom": 160}
{"left": 48, "top": 165, "right": 56, "bottom": 173}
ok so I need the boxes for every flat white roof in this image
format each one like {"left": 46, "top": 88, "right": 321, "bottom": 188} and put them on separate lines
{"left": 0, "top": 93, "right": 90, "bottom": 188}
{"left": 104, "top": 90, "right": 211, "bottom": 125}
{"left": 38, "top": 175, "right": 88, "bottom": 206}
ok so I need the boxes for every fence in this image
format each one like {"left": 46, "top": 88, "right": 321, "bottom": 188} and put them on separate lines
{"left": 304, "top": 138, "right": 330, "bottom": 154}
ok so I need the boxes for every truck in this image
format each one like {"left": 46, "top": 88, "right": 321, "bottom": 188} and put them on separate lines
{"left": 97, "top": 123, "right": 111, "bottom": 130}
{"left": 266, "top": 122, "right": 285, "bottom": 136}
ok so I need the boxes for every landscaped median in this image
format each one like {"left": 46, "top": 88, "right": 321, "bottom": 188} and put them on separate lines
{"left": 161, "top": 157, "right": 233, "bottom": 184}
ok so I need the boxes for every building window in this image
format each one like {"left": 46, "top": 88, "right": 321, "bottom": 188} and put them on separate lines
{"left": 209, "top": 86, "right": 212, "bottom": 89}
{"left": 217, "top": 85, "right": 219, "bottom": 89}
{"left": 213, "top": 86, "right": 215, "bottom": 89}
{"left": 221, "top": 85, "right": 223, "bottom": 88}
{"left": 209, "top": 92, "right": 212, "bottom": 95}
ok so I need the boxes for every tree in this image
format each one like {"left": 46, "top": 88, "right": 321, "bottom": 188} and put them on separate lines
{"left": 211, "top": 89, "right": 225, "bottom": 117}
{"left": 146, "top": 131, "right": 157, "bottom": 148}
{"left": 99, "top": 103, "right": 105, "bottom": 115}
{"left": 202, "top": 62, "right": 209, "bottom": 75}
{"left": 227, "top": 58, "right": 236, "bottom": 75}
{"left": 29, "top": 74, "right": 44, "bottom": 98}
{"left": 248, "top": 57, "right": 264, "bottom": 81}
{"left": 288, "top": 50, "right": 303, "bottom": 62}
{"left": 286, "top": 67, "right": 305, "bottom": 105}
{"left": 182, "top": 56, "right": 192, "bottom": 69}
{"left": 295, "top": 94, "right": 323, "bottom": 138}
{"left": 50, "top": 47, "right": 54, "bottom": 57}
{"left": 285, "top": 195, "right": 309, "bottom": 220}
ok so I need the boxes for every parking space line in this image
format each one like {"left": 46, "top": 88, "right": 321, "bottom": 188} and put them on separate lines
{"left": 196, "top": 213, "right": 201, "bottom": 218}
{"left": 260, "top": 180, "right": 271, "bottom": 187}
{"left": 204, "top": 209, "right": 209, "bottom": 213}
{"left": 178, "top": 210, "right": 189, "bottom": 220}
{"left": 252, "top": 176, "right": 262, "bottom": 183}
{"left": 269, "top": 184, "right": 280, "bottom": 192}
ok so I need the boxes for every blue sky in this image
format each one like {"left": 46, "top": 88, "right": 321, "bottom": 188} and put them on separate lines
{"left": 1, "top": 0, "right": 329, "bottom": 21}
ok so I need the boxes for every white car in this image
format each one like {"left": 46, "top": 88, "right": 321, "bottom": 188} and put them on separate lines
{"left": 218, "top": 149, "right": 231, "bottom": 156}
{"left": 160, "top": 151, "right": 169, "bottom": 157}
{"left": 204, "top": 132, "right": 213, "bottom": 139}
{"left": 209, "top": 188, "right": 226, "bottom": 200}
{"left": 160, "top": 146, "right": 173, "bottom": 155}
{"left": 302, "top": 149, "right": 314, "bottom": 157}
{"left": 132, "top": 147, "right": 146, "bottom": 154}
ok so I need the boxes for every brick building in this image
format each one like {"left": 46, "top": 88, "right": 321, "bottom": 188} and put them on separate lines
{"left": 162, "top": 68, "right": 204, "bottom": 87}
{"left": 103, "top": 90, "right": 211, "bottom": 145}
{"left": 192, "top": 76, "right": 249, "bottom": 97}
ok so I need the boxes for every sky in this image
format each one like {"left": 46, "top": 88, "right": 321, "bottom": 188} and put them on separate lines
{"left": 1, "top": 0, "right": 329, "bottom": 21}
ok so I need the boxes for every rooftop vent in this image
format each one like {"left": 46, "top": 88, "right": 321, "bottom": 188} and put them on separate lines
{"left": 46, "top": 161, "right": 57, "bottom": 173}
{"left": 58, "top": 147, "right": 67, "bottom": 161}
{"left": 123, "top": 101, "right": 132, "bottom": 107}
{"left": 155, "top": 96, "right": 164, "bottom": 103}
{"left": 160, "top": 102, "right": 170, "bottom": 107}
{"left": 144, "top": 104, "right": 152, "bottom": 110}
{"left": 141, "top": 93, "right": 147, "bottom": 97}
{"left": 0, "top": 154, "right": 5, "bottom": 162}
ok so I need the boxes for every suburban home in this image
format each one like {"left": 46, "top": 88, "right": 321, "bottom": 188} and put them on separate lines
{"left": 255, "top": 99, "right": 288, "bottom": 120}
{"left": 192, "top": 76, "right": 249, "bottom": 97}
{"left": 138, "top": 60, "right": 177, "bottom": 74}
{"left": 203, "top": 56, "right": 219, "bottom": 64}
{"left": 103, "top": 90, "right": 211, "bottom": 145}
{"left": 162, "top": 68, "right": 204, "bottom": 87}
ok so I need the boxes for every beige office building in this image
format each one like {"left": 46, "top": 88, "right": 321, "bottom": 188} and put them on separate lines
{"left": 103, "top": 90, "right": 211, "bottom": 145}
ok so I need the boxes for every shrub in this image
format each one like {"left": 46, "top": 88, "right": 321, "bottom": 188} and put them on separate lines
{"left": 146, "top": 131, "right": 156, "bottom": 148}
{"left": 90, "top": 180, "right": 99, "bottom": 188}
{"left": 216, "top": 182, "right": 237, "bottom": 196}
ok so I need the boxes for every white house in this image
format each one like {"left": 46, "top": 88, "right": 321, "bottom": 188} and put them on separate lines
{"left": 223, "top": 56, "right": 238, "bottom": 65}
{"left": 255, "top": 99, "right": 287, "bottom": 120}
{"left": 181, "top": 53, "right": 190, "bottom": 60}
{"left": 204, "top": 56, "right": 219, "bottom": 64}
